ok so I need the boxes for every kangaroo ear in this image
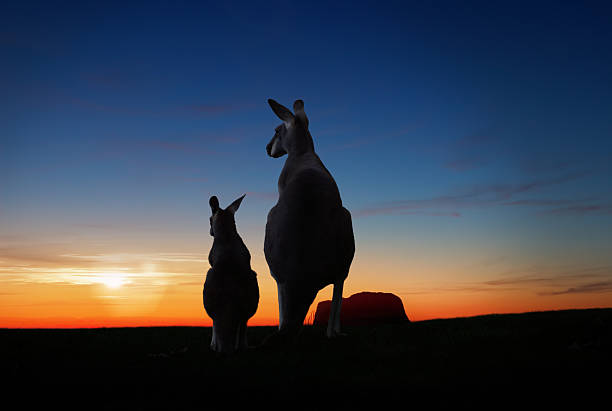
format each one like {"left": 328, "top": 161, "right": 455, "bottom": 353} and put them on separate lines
{"left": 293, "top": 99, "right": 308, "bottom": 129}
{"left": 209, "top": 196, "right": 220, "bottom": 213}
{"left": 227, "top": 194, "right": 246, "bottom": 214}
{"left": 268, "top": 99, "right": 294, "bottom": 124}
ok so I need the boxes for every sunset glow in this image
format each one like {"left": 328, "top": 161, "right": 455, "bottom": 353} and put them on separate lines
{"left": 2, "top": 1, "right": 611, "bottom": 329}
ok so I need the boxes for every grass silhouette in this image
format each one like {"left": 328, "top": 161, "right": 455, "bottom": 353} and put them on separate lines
{"left": 2, "top": 308, "right": 610, "bottom": 407}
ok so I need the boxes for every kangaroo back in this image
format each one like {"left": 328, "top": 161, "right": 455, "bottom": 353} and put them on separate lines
{"left": 203, "top": 195, "right": 259, "bottom": 353}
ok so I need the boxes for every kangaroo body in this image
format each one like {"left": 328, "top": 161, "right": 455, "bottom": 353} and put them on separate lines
{"left": 203, "top": 195, "right": 259, "bottom": 353}
{"left": 264, "top": 99, "right": 355, "bottom": 337}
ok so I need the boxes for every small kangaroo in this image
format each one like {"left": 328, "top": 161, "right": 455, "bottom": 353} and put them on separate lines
{"left": 264, "top": 99, "right": 355, "bottom": 338}
{"left": 203, "top": 194, "right": 259, "bottom": 353}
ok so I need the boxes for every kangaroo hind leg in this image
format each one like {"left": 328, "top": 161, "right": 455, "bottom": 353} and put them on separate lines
{"left": 236, "top": 321, "right": 248, "bottom": 350}
{"left": 327, "top": 280, "right": 346, "bottom": 338}
{"left": 211, "top": 322, "right": 218, "bottom": 351}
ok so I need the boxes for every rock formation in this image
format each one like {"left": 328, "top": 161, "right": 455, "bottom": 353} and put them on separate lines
{"left": 312, "top": 291, "right": 409, "bottom": 326}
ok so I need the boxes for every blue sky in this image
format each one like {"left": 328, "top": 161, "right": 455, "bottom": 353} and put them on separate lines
{"left": 1, "top": 1, "right": 611, "bottom": 324}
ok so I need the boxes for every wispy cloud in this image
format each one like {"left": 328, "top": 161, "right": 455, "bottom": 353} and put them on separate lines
{"left": 37, "top": 86, "right": 253, "bottom": 118}
{"left": 539, "top": 281, "right": 612, "bottom": 295}
{"left": 443, "top": 130, "right": 498, "bottom": 172}
{"left": 60, "top": 252, "right": 207, "bottom": 264}
{"left": 540, "top": 204, "right": 612, "bottom": 216}
{"left": 485, "top": 265, "right": 612, "bottom": 296}
{"left": 355, "top": 172, "right": 588, "bottom": 217}
{"left": 354, "top": 208, "right": 460, "bottom": 218}
{"left": 442, "top": 130, "right": 608, "bottom": 180}
{"left": 397, "top": 265, "right": 612, "bottom": 297}
{"left": 501, "top": 197, "right": 612, "bottom": 216}
{"left": 8, "top": 266, "right": 207, "bottom": 294}
{"left": 72, "top": 223, "right": 118, "bottom": 230}
{"left": 518, "top": 156, "right": 576, "bottom": 175}
{"left": 501, "top": 199, "right": 580, "bottom": 207}
{"left": 399, "top": 284, "right": 523, "bottom": 295}
{"left": 0, "top": 250, "right": 208, "bottom": 288}
{"left": 97, "top": 124, "right": 268, "bottom": 161}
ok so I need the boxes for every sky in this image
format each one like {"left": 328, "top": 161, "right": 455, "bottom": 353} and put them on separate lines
{"left": 1, "top": 1, "right": 612, "bottom": 327}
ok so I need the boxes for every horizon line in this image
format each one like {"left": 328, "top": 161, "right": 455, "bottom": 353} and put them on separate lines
{"left": 2, "top": 306, "right": 610, "bottom": 330}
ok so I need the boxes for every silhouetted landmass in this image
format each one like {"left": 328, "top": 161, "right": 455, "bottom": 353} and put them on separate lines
{"left": 2, "top": 308, "right": 611, "bottom": 408}
{"left": 313, "top": 291, "right": 409, "bottom": 326}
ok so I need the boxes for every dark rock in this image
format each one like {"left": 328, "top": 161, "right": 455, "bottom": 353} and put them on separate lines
{"left": 313, "top": 291, "right": 409, "bottom": 326}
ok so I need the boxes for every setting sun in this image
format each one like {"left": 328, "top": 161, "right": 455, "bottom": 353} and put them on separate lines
{"left": 100, "top": 274, "right": 126, "bottom": 289}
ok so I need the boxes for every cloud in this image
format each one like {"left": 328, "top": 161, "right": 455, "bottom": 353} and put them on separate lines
{"left": 442, "top": 129, "right": 609, "bottom": 180}
{"left": 443, "top": 130, "right": 498, "bottom": 172}
{"left": 98, "top": 124, "right": 267, "bottom": 161}
{"left": 486, "top": 265, "right": 611, "bottom": 282}
{"left": 501, "top": 199, "right": 580, "bottom": 207}
{"left": 60, "top": 252, "right": 207, "bottom": 264}
{"left": 397, "top": 265, "right": 612, "bottom": 297}
{"left": 0, "top": 250, "right": 208, "bottom": 289}
{"left": 0, "top": 259, "right": 202, "bottom": 290}
{"left": 501, "top": 197, "right": 612, "bottom": 216}
{"left": 488, "top": 172, "right": 590, "bottom": 198}
{"left": 484, "top": 265, "right": 612, "bottom": 296}
{"left": 483, "top": 276, "right": 558, "bottom": 286}
{"left": 540, "top": 204, "right": 612, "bottom": 216}
{"left": 355, "top": 172, "right": 588, "bottom": 217}
{"left": 38, "top": 86, "right": 252, "bottom": 118}
{"left": 0, "top": 246, "right": 90, "bottom": 266}
{"left": 398, "top": 284, "right": 523, "bottom": 295}
{"left": 519, "top": 156, "right": 575, "bottom": 175}
{"left": 72, "top": 223, "right": 119, "bottom": 230}
{"left": 354, "top": 208, "right": 460, "bottom": 218}
{"left": 539, "top": 281, "right": 612, "bottom": 296}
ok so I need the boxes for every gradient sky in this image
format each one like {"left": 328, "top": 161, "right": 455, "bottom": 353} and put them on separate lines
{"left": 2, "top": 1, "right": 612, "bottom": 327}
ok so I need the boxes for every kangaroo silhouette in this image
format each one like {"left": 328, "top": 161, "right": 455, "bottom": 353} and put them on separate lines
{"left": 203, "top": 194, "right": 259, "bottom": 353}
{"left": 264, "top": 99, "right": 355, "bottom": 338}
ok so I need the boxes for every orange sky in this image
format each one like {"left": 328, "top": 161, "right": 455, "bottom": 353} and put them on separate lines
{"left": 1, "top": 244, "right": 610, "bottom": 328}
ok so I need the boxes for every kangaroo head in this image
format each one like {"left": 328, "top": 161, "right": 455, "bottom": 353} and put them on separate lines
{"left": 267, "top": 99, "right": 313, "bottom": 157}
{"left": 209, "top": 194, "right": 245, "bottom": 238}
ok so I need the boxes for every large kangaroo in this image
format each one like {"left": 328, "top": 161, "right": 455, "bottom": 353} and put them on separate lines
{"left": 264, "top": 99, "right": 355, "bottom": 338}
{"left": 203, "top": 195, "right": 259, "bottom": 353}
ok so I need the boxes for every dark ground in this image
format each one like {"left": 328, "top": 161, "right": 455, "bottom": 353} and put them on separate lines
{"left": 2, "top": 308, "right": 611, "bottom": 409}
